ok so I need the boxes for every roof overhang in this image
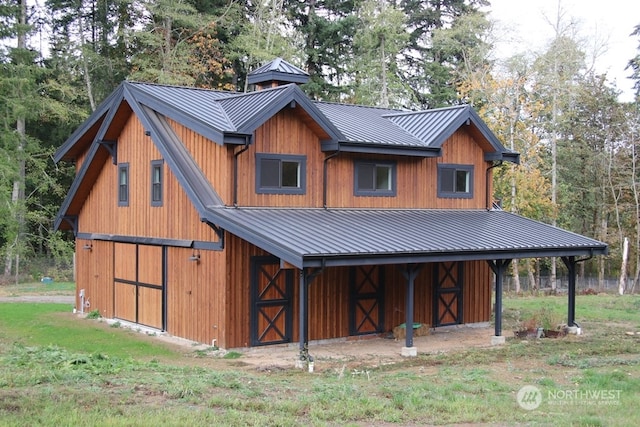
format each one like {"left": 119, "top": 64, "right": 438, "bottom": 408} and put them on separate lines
{"left": 204, "top": 207, "right": 608, "bottom": 269}
{"left": 322, "top": 141, "right": 442, "bottom": 157}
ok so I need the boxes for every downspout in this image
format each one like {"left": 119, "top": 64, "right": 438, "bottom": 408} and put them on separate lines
{"left": 323, "top": 150, "right": 340, "bottom": 209}
{"left": 233, "top": 140, "right": 251, "bottom": 208}
{"left": 485, "top": 161, "right": 503, "bottom": 211}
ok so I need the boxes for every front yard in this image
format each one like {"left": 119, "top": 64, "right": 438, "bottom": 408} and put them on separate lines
{"left": 0, "top": 284, "right": 638, "bottom": 426}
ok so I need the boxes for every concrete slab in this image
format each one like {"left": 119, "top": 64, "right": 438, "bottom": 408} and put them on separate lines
{"left": 401, "top": 346, "right": 417, "bottom": 357}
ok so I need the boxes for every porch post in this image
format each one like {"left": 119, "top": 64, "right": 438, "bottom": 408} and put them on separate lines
{"left": 562, "top": 256, "right": 577, "bottom": 327}
{"left": 401, "top": 264, "right": 420, "bottom": 357}
{"left": 299, "top": 269, "right": 308, "bottom": 353}
{"left": 488, "top": 259, "right": 511, "bottom": 344}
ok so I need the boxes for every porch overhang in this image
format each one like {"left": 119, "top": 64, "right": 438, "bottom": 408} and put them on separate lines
{"left": 205, "top": 207, "right": 608, "bottom": 269}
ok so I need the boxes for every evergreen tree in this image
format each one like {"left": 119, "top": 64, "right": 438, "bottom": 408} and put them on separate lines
{"left": 283, "top": 0, "right": 363, "bottom": 100}
{"left": 350, "top": 0, "right": 412, "bottom": 107}
{"left": 398, "top": 0, "right": 489, "bottom": 108}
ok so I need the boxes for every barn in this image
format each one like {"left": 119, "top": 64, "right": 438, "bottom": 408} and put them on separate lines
{"left": 54, "top": 58, "right": 607, "bottom": 357}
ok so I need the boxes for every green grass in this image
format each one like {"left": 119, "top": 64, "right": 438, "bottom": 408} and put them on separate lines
{"left": 0, "top": 303, "right": 178, "bottom": 360}
{"left": 0, "top": 287, "right": 639, "bottom": 425}
{"left": 0, "top": 281, "right": 75, "bottom": 296}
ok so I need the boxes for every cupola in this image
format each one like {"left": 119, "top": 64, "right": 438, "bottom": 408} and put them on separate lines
{"left": 247, "top": 57, "right": 310, "bottom": 90}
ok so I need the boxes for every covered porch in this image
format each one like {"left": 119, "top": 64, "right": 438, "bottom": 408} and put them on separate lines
{"left": 207, "top": 207, "right": 608, "bottom": 356}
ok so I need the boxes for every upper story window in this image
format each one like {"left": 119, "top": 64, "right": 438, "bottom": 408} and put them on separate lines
{"left": 118, "top": 163, "right": 129, "bottom": 206}
{"left": 354, "top": 160, "right": 396, "bottom": 196}
{"left": 256, "top": 153, "right": 306, "bottom": 194}
{"left": 438, "top": 164, "right": 473, "bottom": 199}
{"left": 151, "top": 160, "right": 163, "bottom": 206}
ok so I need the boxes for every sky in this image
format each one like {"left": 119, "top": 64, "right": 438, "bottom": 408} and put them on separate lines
{"left": 483, "top": 0, "right": 640, "bottom": 102}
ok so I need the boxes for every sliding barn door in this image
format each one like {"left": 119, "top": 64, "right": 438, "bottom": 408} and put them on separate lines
{"left": 113, "top": 243, "right": 165, "bottom": 330}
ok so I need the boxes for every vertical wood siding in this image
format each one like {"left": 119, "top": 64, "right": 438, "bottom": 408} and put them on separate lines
{"left": 236, "top": 108, "right": 326, "bottom": 207}
{"left": 77, "top": 114, "right": 219, "bottom": 243}
{"left": 167, "top": 118, "right": 234, "bottom": 204}
{"left": 324, "top": 130, "right": 491, "bottom": 209}
{"left": 463, "top": 260, "right": 492, "bottom": 323}
{"left": 224, "top": 236, "right": 492, "bottom": 347}
{"left": 75, "top": 239, "right": 114, "bottom": 318}
{"left": 73, "top": 106, "right": 497, "bottom": 348}
{"left": 165, "top": 246, "right": 227, "bottom": 347}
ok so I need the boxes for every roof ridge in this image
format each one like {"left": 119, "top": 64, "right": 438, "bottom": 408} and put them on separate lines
{"left": 217, "top": 83, "right": 295, "bottom": 102}
{"left": 383, "top": 104, "right": 469, "bottom": 117}
{"left": 126, "top": 80, "right": 238, "bottom": 97}
{"left": 313, "top": 99, "right": 405, "bottom": 113}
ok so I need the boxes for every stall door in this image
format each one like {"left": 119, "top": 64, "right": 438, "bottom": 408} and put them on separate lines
{"left": 433, "top": 261, "right": 463, "bottom": 327}
{"left": 113, "top": 243, "right": 164, "bottom": 330}
{"left": 250, "top": 256, "right": 293, "bottom": 346}
{"left": 349, "top": 265, "right": 385, "bottom": 335}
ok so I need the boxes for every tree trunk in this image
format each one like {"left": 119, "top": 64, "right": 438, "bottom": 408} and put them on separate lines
{"left": 77, "top": 5, "right": 96, "bottom": 111}
{"left": 619, "top": 237, "right": 628, "bottom": 295}
{"left": 511, "top": 259, "right": 521, "bottom": 293}
{"left": 4, "top": 0, "right": 28, "bottom": 283}
{"left": 526, "top": 259, "right": 537, "bottom": 292}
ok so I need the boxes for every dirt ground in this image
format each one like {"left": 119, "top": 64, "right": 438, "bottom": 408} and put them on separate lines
{"left": 114, "top": 318, "right": 498, "bottom": 371}
{"left": 0, "top": 295, "right": 499, "bottom": 371}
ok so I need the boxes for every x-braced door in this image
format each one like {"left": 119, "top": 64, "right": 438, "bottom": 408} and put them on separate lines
{"left": 349, "top": 265, "right": 385, "bottom": 335}
{"left": 433, "top": 262, "right": 463, "bottom": 327}
{"left": 250, "top": 256, "right": 293, "bottom": 346}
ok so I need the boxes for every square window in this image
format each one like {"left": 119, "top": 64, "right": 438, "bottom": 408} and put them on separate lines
{"left": 256, "top": 154, "right": 306, "bottom": 194}
{"left": 118, "top": 163, "right": 129, "bottom": 206}
{"left": 354, "top": 161, "right": 396, "bottom": 196}
{"left": 438, "top": 164, "right": 473, "bottom": 199}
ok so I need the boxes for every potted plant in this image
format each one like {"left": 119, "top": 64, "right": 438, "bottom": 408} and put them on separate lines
{"left": 539, "top": 307, "right": 566, "bottom": 338}
{"left": 514, "top": 314, "right": 543, "bottom": 339}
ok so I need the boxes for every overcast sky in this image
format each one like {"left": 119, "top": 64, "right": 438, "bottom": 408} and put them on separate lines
{"left": 484, "top": 0, "right": 640, "bottom": 102}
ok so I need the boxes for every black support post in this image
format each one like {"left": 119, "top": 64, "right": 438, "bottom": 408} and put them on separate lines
{"left": 562, "top": 256, "right": 577, "bottom": 327}
{"left": 401, "top": 264, "right": 421, "bottom": 349}
{"left": 488, "top": 259, "right": 511, "bottom": 337}
{"left": 299, "top": 269, "right": 308, "bottom": 353}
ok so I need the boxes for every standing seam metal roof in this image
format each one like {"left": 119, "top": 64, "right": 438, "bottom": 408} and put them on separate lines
{"left": 205, "top": 207, "right": 608, "bottom": 268}
{"left": 313, "top": 102, "right": 425, "bottom": 146}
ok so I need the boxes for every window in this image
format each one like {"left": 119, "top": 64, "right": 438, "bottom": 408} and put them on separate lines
{"left": 118, "top": 163, "right": 129, "bottom": 206}
{"left": 256, "top": 153, "right": 306, "bottom": 194}
{"left": 438, "top": 164, "right": 473, "bottom": 198}
{"left": 150, "top": 160, "right": 163, "bottom": 206}
{"left": 354, "top": 161, "right": 396, "bottom": 196}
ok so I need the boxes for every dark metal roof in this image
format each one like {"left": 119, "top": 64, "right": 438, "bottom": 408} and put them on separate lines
{"left": 205, "top": 207, "right": 608, "bottom": 269}
{"left": 217, "top": 85, "right": 293, "bottom": 130}
{"left": 127, "top": 83, "right": 235, "bottom": 142}
{"left": 314, "top": 102, "right": 518, "bottom": 161}
{"left": 247, "top": 58, "right": 310, "bottom": 85}
{"left": 314, "top": 102, "right": 428, "bottom": 148}
{"left": 386, "top": 105, "right": 471, "bottom": 146}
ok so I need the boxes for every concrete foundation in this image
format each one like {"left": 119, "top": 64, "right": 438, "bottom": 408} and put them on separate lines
{"left": 491, "top": 335, "right": 506, "bottom": 345}
{"left": 401, "top": 346, "right": 417, "bottom": 357}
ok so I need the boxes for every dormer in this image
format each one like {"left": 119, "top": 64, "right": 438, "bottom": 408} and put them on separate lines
{"left": 247, "top": 58, "right": 310, "bottom": 91}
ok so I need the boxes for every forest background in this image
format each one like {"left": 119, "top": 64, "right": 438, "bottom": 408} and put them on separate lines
{"left": 1, "top": 0, "right": 639, "bottom": 293}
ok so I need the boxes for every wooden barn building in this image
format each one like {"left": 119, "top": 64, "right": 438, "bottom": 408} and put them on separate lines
{"left": 54, "top": 58, "right": 607, "bottom": 356}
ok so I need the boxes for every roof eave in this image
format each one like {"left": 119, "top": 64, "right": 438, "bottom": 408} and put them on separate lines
{"left": 53, "top": 84, "right": 125, "bottom": 162}
{"left": 328, "top": 141, "right": 442, "bottom": 157}
{"left": 300, "top": 246, "right": 608, "bottom": 268}
{"left": 247, "top": 71, "right": 310, "bottom": 85}
{"left": 485, "top": 151, "right": 521, "bottom": 164}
